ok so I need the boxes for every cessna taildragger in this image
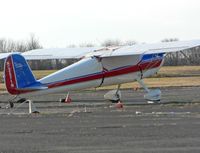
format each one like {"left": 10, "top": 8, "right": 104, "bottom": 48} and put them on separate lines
{"left": 2, "top": 40, "right": 200, "bottom": 113}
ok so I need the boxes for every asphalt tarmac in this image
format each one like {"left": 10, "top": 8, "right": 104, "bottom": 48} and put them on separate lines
{"left": 0, "top": 87, "right": 200, "bottom": 153}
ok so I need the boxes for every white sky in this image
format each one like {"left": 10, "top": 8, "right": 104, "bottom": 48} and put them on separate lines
{"left": 0, "top": 0, "right": 200, "bottom": 47}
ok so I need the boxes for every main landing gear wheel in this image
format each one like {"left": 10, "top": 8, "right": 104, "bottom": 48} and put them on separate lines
{"left": 136, "top": 78, "right": 161, "bottom": 102}
{"left": 104, "top": 84, "right": 124, "bottom": 109}
{"left": 9, "top": 102, "right": 14, "bottom": 108}
{"left": 7, "top": 95, "right": 18, "bottom": 109}
{"left": 104, "top": 84, "right": 122, "bottom": 103}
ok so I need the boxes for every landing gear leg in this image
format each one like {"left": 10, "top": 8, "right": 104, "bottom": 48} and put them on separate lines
{"left": 8, "top": 100, "right": 39, "bottom": 114}
{"left": 7, "top": 95, "right": 18, "bottom": 109}
{"left": 115, "top": 84, "right": 121, "bottom": 102}
{"left": 136, "top": 78, "right": 161, "bottom": 102}
{"left": 136, "top": 78, "right": 150, "bottom": 93}
{"left": 28, "top": 100, "right": 39, "bottom": 114}
{"left": 6, "top": 96, "right": 26, "bottom": 109}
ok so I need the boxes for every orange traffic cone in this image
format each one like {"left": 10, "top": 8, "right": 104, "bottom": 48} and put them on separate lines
{"left": 115, "top": 101, "right": 123, "bottom": 109}
{"left": 65, "top": 93, "right": 72, "bottom": 103}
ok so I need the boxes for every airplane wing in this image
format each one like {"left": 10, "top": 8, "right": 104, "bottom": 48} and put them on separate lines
{"left": 1, "top": 40, "right": 200, "bottom": 60}
{"left": 0, "top": 48, "right": 102, "bottom": 60}
{"left": 21, "top": 47, "right": 103, "bottom": 60}
{"left": 96, "top": 40, "right": 200, "bottom": 57}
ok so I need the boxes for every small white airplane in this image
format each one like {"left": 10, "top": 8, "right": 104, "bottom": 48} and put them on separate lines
{"left": 2, "top": 40, "right": 200, "bottom": 113}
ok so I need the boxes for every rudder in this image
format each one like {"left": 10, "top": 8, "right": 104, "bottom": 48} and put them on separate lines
{"left": 4, "top": 54, "right": 37, "bottom": 95}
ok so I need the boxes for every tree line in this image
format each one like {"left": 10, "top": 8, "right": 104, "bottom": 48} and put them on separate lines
{"left": 0, "top": 34, "right": 42, "bottom": 53}
{"left": 0, "top": 36, "right": 200, "bottom": 71}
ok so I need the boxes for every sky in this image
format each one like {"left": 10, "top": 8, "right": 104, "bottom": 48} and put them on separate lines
{"left": 0, "top": 0, "right": 200, "bottom": 48}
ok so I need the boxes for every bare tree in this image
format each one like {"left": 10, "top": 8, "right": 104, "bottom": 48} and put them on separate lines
{"left": 161, "top": 38, "right": 179, "bottom": 42}
{"left": 0, "top": 38, "right": 15, "bottom": 53}
{"left": 0, "top": 34, "right": 43, "bottom": 53}
{"left": 101, "top": 39, "right": 121, "bottom": 47}
{"left": 122, "top": 40, "right": 137, "bottom": 46}
{"left": 79, "top": 43, "right": 95, "bottom": 47}
{"left": 67, "top": 44, "right": 77, "bottom": 48}
{"left": 26, "top": 34, "right": 43, "bottom": 51}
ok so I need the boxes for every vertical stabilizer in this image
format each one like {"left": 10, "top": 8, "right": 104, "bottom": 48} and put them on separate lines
{"left": 4, "top": 54, "right": 38, "bottom": 95}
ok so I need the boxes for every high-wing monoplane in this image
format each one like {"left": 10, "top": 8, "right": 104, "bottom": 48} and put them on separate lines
{"left": 2, "top": 40, "right": 200, "bottom": 113}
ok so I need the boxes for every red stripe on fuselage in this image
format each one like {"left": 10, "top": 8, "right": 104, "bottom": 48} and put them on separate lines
{"left": 47, "top": 59, "right": 162, "bottom": 89}
{"left": 48, "top": 72, "right": 104, "bottom": 88}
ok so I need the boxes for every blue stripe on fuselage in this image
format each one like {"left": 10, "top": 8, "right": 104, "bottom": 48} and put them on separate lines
{"left": 141, "top": 53, "right": 164, "bottom": 63}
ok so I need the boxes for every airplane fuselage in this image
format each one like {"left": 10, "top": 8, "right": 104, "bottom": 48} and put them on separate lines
{"left": 23, "top": 53, "right": 164, "bottom": 97}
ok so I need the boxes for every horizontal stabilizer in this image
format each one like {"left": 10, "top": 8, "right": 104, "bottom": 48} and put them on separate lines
{"left": 18, "top": 85, "right": 48, "bottom": 91}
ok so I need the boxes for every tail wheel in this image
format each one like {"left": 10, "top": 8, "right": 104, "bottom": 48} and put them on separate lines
{"left": 9, "top": 102, "right": 14, "bottom": 108}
